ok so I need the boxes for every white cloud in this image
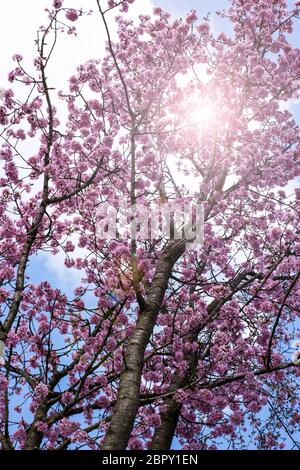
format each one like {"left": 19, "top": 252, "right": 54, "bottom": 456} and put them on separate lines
{"left": 39, "top": 231, "right": 88, "bottom": 291}
{"left": 39, "top": 249, "right": 83, "bottom": 289}
{"left": 0, "top": 0, "right": 155, "bottom": 91}
{"left": 279, "top": 97, "right": 300, "bottom": 120}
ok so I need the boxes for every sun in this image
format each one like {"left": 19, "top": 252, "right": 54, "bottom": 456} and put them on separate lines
{"left": 190, "top": 102, "right": 216, "bottom": 128}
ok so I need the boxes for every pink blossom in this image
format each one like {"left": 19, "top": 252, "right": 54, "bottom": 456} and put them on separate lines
{"left": 186, "top": 10, "right": 197, "bottom": 24}
{"left": 34, "top": 383, "right": 49, "bottom": 400}
{"left": 0, "top": 0, "right": 300, "bottom": 452}
{"left": 12, "top": 54, "right": 23, "bottom": 62}
{"left": 66, "top": 9, "right": 78, "bottom": 22}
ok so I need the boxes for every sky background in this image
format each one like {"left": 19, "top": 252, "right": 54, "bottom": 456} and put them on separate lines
{"left": 0, "top": 0, "right": 300, "bottom": 448}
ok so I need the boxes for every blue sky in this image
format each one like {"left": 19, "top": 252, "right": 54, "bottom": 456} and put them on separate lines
{"left": 1, "top": 0, "right": 300, "bottom": 449}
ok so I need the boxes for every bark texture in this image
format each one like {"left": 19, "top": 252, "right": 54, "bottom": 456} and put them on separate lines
{"left": 100, "top": 239, "right": 185, "bottom": 450}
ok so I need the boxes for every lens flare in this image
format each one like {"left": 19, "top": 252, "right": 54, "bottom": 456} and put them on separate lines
{"left": 190, "top": 102, "right": 216, "bottom": 127}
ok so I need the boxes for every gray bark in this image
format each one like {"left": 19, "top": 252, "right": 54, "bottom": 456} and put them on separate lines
{"left": 100, "top": 239, "right": 185, "bottom": 450}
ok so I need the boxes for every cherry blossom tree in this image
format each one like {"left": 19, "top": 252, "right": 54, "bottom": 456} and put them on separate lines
{"left": 0, "top": 0, "right": 300, "bottom": 451}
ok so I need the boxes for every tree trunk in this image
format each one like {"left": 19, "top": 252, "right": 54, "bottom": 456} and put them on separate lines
{"left": 149, "top": 399, "right": 181, "bottom": 450}
{"left": 100, "top": 239, "right": 185, "bottom": 450}
{"left": 23, "top": 403, "right": 49, "bottom": 450}
{"left": 149, "top": 332, "right": 199, "bottom": 450}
